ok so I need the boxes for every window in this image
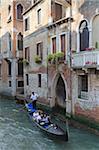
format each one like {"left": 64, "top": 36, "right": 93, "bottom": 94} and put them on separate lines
{"left": 8, "top": 5, "right": 11, "bottom": 15}
{"left": 25, "top": 47, "right": 30, "bottom": 61}
{"left": 37, "top": 42, "right": 43, "bottom": 59}
{"left": 18, "top": 59, "right": 23, "bottom": 76}
{"left": 33, "top": 0, "right": 37, "bottom": 4}
{"left": 8, "top": 33, "right": 11, "bottom": 51}
{"left": 17, "top": 4, "right": 23, "bottom": 20}
{"left": 9, "top": 81, "right": 11, "bottom": 87}
{"left": 55, "top": 3, "right": 62, "bottom": 21}
{"left": 0, "top": 64, "right": 1, "bottom": 76}
{"left": 60, "top": 34, "right": 65, "bottom": 58}
{"left": 25, "top": 17, "right": 29, "bottom": 31}
{"left": 79, "top": 20, "right": 89, "bottom": 51}
{"left": 38, "top": 74, "right": 41, "bottom": 87}
{"left": 0, "top": 14, "right": 1, "bottom": 27}
{"left": 52, "top": 37, "right": 56, "bottom": 53}
{"left": 92, "top": 15, "right": 99, "bottom": 48}
{"left": 17, "top": 33, "right": 23, "bottom": 50}
{"left": 37, "top": 9, "right": 41, "bottom": 24}
{"left": 0, "top": 39, "right": 1, "bottom": 53}
{"left": 18, "top": 81, "right": 24, "bottom": 87}
{"left": 8, "top": 62, "right": 11, "bottom": 76}
{"left": 26, "top": 74, "right": 29, "bottom": 85}
{"left": 78, "top": 75, "right": 88, "bottom": 99}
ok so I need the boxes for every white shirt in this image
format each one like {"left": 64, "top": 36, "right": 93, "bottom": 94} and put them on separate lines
{"left": 30, "top": 93, "right": 38, "bottom": 101}
{"left": 33, "top": 112, "right": 39, "bottom": 118}
{"left": 36, "top": 115, "right": 41, "bottom": 123}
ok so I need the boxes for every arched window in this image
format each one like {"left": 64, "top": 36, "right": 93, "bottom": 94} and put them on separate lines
{"left": 17, "top": 4, "right": 23, "bottom": 20}
{"left": 92, "top": 15, "right": 99, "bottom": 48}
{"left": 18, "top": 59, "right": 23, "bottom": 76}
{"left": 17, "top": 33, "right": 23, "bottom": 50}
{"left": 8, "top": 33, "right": 11, "bottom": 51}
{"left": 79, "top": 20, "right": 89, "bottom": 51}
{"left": 8, "top": 5, "right": 11, "bottom": 15}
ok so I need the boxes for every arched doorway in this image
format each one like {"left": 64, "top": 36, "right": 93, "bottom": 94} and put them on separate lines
{"left": 55, "top": 75, "right": 66, "bottom": 107}
{"left": 51, "top": 73, "right": 67, "bottom": 108}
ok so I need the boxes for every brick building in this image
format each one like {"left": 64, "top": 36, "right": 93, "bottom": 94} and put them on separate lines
{"left": 72, "top": 0, "right": 99, "bottom": 124}
{"left": 0, "top": 0, "right": 99, "bottom": 127}
{"left": 23, "top": 0, "right": 72, "bottom": 114}
{"left": 0, "top": 0, "right": 31, "bottom": 96}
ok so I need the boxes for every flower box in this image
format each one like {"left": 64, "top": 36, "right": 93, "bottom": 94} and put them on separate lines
{"left": 85, "top": 47, "right": 95, "bottom": 51}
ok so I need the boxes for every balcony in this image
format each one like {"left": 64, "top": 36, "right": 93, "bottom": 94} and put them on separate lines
{"left": 3, "top": 50, "right": 13, "bottom": 60}
{"left": 72, "top": 50, "right": 99, "bottom": 69}
{"left": 16, "top": 50, "right": 23, "bottom": 59}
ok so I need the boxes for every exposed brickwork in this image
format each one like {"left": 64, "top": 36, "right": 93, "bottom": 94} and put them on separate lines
{"left": 75, "top": 103, "right": 99, "bottom": 122}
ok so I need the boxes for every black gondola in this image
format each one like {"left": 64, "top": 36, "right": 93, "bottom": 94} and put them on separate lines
{"left": 25, "top": 103, "right": 68, "bottom": 141}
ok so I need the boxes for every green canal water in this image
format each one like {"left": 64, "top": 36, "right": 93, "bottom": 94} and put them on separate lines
{"left": 0, "top": 98, "right": 99, "bottom": 150}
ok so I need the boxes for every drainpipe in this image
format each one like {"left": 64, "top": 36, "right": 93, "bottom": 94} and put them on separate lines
{"left": 65, "top": 0, "right": 73, "bottom": 117}
{"left": 69, "top": 0, "right": 73, "bottom": 116}
{"left": 47, "top": 47, "right": 49, "bottom": 100}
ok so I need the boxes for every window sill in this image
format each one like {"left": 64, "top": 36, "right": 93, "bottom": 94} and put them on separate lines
{"left": 78, "top": 98, "right": 89, "bottom": 101}
{"left": 24, "top": 29, "right": 29, "bottom": 32}
{"left": 35, "top": 24, "right": 42, "bottom": 28}
{"left": 8, "top": 75, "right": 12, "bottom": 77}
{"left": 16, "top": 18, "right": 23, "bottom": 21}
{"left": 17, "top": 75, "right": 23, "bottom": 77}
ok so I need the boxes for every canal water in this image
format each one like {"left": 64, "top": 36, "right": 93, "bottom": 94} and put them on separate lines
{"left": 0, "top": 98, "right": 99, "bottom": 150}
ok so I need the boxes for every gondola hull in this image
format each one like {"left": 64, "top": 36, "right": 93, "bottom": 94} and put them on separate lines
{"left": 28, "top": 112, "right": 68, "bottom": 141}
{"left": 25, "top": 102, "right": 68, "bottom": 141}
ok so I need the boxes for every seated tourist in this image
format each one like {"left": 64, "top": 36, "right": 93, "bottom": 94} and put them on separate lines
{"left": 40, "top": 114, "right": 50, "bottom": 125}
{"left": 35, "top": 112, "right": 42, "bottom": 123}
{"left": 33, "top": 111, "right": 39, "bottom": 119}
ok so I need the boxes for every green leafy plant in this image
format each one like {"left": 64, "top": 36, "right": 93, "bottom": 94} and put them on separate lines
{"left": 22, "top": 59, "right": 29, "bottom": 65}
{"left": 35, "top": 56, "right": 42, "bottom": 64}
{"left": 47, "top": 52, "right": 64, "bottom": 64}
{"left": 47, "top": 54, "right": 53, "bottom": 62}
{"left": 53, "top": 52, "right": 64, "bottom": 63}
{"left": 95, "top": 41, "right": 98, "bottom": 49}
{"left": 55, "top": 52, "right": 64, "bottom": 59}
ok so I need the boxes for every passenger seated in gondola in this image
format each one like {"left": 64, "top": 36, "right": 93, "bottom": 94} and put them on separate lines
{"left": 35, "top": 112, "right": 42, "bottom": 123}
{"left": 33, "top": 111, "right": 39, "bottom": 120}
{"left": 40, "top": 114, "right": 51, "bottom": 126}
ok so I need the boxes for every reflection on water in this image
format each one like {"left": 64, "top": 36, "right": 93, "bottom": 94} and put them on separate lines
{"left": 0, "top": 99, "right": 99, "bottom": 150}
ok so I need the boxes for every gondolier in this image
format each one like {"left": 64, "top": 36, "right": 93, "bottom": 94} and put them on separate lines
{"left": 30, "top": 91, "right": 38, "bottom": 109}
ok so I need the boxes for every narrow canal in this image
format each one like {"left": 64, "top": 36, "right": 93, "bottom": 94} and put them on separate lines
{"left": 0, "top": 98, "right": 99, "bottom": 150}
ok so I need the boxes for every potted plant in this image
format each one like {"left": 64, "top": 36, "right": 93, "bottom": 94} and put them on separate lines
{"left": 47, "top": 54, "right": 53, "bottom": 63}
{"left": 55, "top": 52, "right": 64, "bottom": 62}
{"left": 22, "top": 59, "right": 29, "bottom": 65}
{"left": 47, "top": 52, "right": 64, "bottom": 64}
{"left": 35, "top": 56, "right": 42, "bottom": 64}
{"left": 95, "top": 41, "right": 98, "bottom": 49}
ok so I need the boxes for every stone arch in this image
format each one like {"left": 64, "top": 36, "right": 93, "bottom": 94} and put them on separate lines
{"left": 76, "top": 19, "right": 89, "bottom": 52}
{"left": 17, "top": 32, "right": 23, "bottom": 50}
{"left": 16, "top": 3, "right": 23, "bottom": 20}
{"left": 50, "top": 72, "right": 68, "bottom": 108}
{"left": 8, "top": 32, "right": 12, "bottom": 51}
{"left": 79, "top": 20, "right": 89, "bottom": 51}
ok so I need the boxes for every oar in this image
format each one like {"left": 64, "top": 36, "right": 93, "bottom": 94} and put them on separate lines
{"left": 18, "top": 99, "right": 32, "bottom": 111}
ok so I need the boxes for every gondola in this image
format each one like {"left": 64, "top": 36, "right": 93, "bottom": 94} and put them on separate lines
{"left": 25, "top": 103, "right": 68, "bottom": 141}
